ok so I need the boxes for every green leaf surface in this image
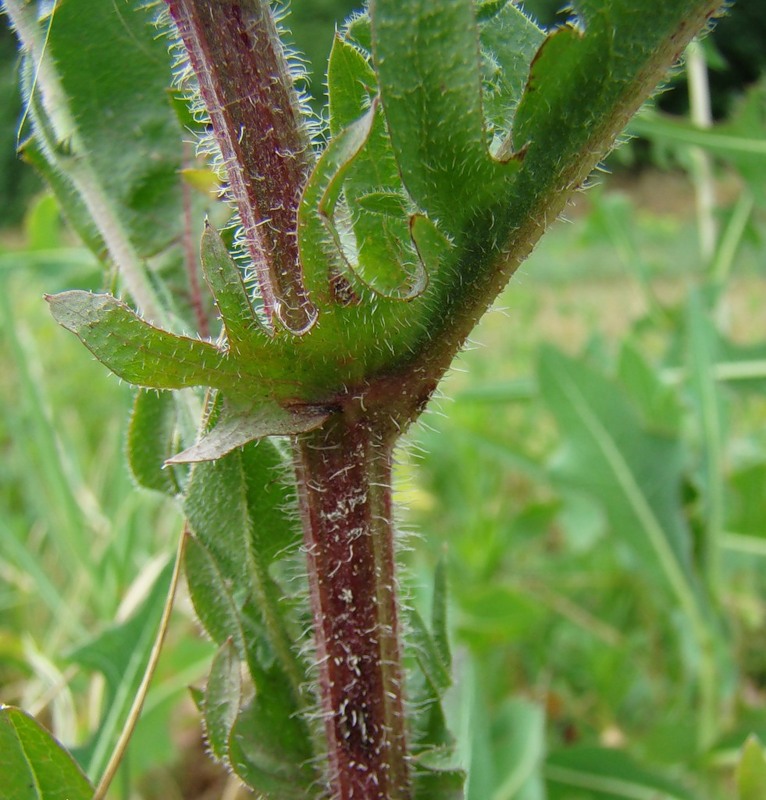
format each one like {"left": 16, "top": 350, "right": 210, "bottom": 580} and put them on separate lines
{"left": 410, "top": 608, "right": 452, "bottom": 696}
{"left": 737, "top": 736, "right": 766, "bottom": 800}
{"left": 478, "top": 0, "right": 545, "bottom": 157}
{"left": 686, "top": 291, "right": 727, "bottom": 592}
{"left": 184, "top": 535, "right": 247, "bottom": 654}
{"left": 128, "top": 390, "right": 180, "bottom": 494}
{"left": 371, "top": 0, "right": 513, "bottom": 230}
{"left": 46, "top": 290, "right": 236, "bottom": 392}
{"left": 200, "top": 223, "right": 266, "bottom": 354}
{"left": 538, "top": 346, "right": 701, "bottom": 613}
{"left": 327, "top": 35, "right": 429, "bottom": 297}
{"left": 184, "top": 451, "right": 251, "bottom": 586}
{"left": 545, "top": 746, "right": 694, "bottom": 799}
{"left": 203, "top": 639, "right": 242, "bottom": 763}
{"left": 34, "top": 0, "right": 184, "bottom": 257}
{"left": 0, "top": 706, "right": 93, "bottom": 800}
{"left": 491, "top": 699, "right": 546, "bottom": 800}
{"left": 67, "top": 561, "right": 173, "bottom": 780}
{"left": 21, "top": 135, "right": 106, "bottom": 260}
{"left": 616, "top": 340, "right": 682, "bottom": 435}
{"left": 228, "top": 673, "right": 316, "bottom": 798}
{"left": 167, "top": 400, "right": 330, "bottom": 464}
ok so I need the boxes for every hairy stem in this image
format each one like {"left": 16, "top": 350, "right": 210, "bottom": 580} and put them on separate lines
{"left": 164, "top": 0, "right": 316, "bottom": 333}
{"left": 294, "top": 414, "right": 409, "bottom": 800}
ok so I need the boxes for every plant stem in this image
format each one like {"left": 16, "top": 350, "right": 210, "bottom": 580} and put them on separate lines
{"left": 164, "top": 0, "right": 317, "bottom": 334}
{"left": 294, "top": 413, "right": 409, "bottom": 800}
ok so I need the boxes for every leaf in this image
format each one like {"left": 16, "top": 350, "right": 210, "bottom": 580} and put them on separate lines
{"left": 685, "top": 290, "right": 727, "bottom": 587}
{"left": 128, "top": 390, "right": 180, "bottom": 494}
{"left": 184, "top": 535, "right": 247, "bottom": 653}
{"left": 67, "top": 561, "right": 173, "bottom": 780}
{"left": 29, "top": 0, "right": 185, "bottom": 258}
{"left": 166, "top": 399, "right": 330, "bottom": 464}
{"left": 327, "top": 35, "right": 429, "bottom": 297}
{"left": 737, "top": 736, "right": 766, "bottom": 800}
{"left": 203, "top": 640, "right": 242, "bottom": 763}
{"left": 478, "top": 0, "right": 545, "bottom": 157}
{"left": 199, "top": 223, "right": 266, "bottom": 354}
{"left": 409, "top": 608, "right": 452, "bottom": 697}
{"left": 431, "top": 559, "right": 451, "bottom": 670}
{"left": 228, "top": 677, "right": 317, "bottom": 798}
{"left": 491, "top": 699, "right": 546, "bottom": 800}
{"left": 616, "top": 340, "right": 682, "bottom": 435}
{"left": 45, "top": 291, "right": 239, "bottom": 393}
{"left": 371, "top": 0, "right": 514, "bottom": 231}
{"left": 184, "top": 452, "right": 251, "bottom": 586}
{"left": 0, "top": 706, "right": 93, "bottom": 800}
{"left": 545, "top": 746, "right": 694, "bottom": 800}
{"left": 513, "top": 24, "right": 609, "bottom": 156}
{"left": 537, "top": 346, "right": 704, "bottom": 618}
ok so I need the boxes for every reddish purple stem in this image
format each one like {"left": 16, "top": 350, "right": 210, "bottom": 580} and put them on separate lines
{"left": 164, "top": 0, "right": 316, "bottom": 332}
{"left": 295, "top": 416, "right": 410, "bottom": 800}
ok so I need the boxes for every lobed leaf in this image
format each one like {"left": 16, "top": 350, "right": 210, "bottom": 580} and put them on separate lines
{"left": 46, "top": 291, "right": 235, "bottom": 392}
{"left": 478, "top": 1, "right": 545, "bottom": 159}
{"left": 370, "top": 0, "right": 515, "bottom": 232}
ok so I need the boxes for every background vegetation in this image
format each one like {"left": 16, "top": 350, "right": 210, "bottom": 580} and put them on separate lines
{"left": 1, "top": 1, "right": 766, "bottom": 798}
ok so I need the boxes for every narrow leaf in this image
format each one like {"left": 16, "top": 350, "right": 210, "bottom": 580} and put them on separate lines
{"left": 0, "top": 706, "right": 93, "bottom": 800}
{"left": 46, "top": 291, "right": 235, "bottom": 392}
{"left": 128, "top": 390, "right": 180, "bottom": 494}
{"left": 200, "top": 223, "right": 265, "bottom": 353}
{"left": 67, "top": 561, "right": 173, "bottom": 780}
{"left": 537, "top": 346, "right": 707, "bottom": 625}
{"left": 167, "top": 400, "right": 330, "bottom": 464}
{"left": 545, "top": 746, "right": 694, "bottom": 800}
{"left": 203, "top": 640, "right": 242, "bottom": 763}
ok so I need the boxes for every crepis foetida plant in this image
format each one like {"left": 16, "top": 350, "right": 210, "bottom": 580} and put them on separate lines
{"left": 2, "top": 0, "right": 725, "bottom": 798}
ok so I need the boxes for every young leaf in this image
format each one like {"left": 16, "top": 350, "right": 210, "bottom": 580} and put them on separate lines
{"left": 203, "top": 639, "right": 242, "bottom": 763}
{"left": 199, "top": 223, "right": 266, "bottom": 354}
{"left": 128, "top": 390, "right": 180, "bottom": 494}
{"left": 370, "top": 0, "right": 515, "bottom": 231}
{"left": 167, "top": 399, "right": 329, "bottom": 464}
{"left": 0, "top": 705, "right": 94, "bottom": 800}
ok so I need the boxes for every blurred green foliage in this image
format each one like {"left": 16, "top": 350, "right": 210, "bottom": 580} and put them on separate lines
{"left": 1, "top": 1, "right": 766, "bottom": 798}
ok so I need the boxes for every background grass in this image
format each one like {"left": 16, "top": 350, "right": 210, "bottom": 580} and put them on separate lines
{"left": 1, "top": 1, "right": 766, "bottom": 798}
